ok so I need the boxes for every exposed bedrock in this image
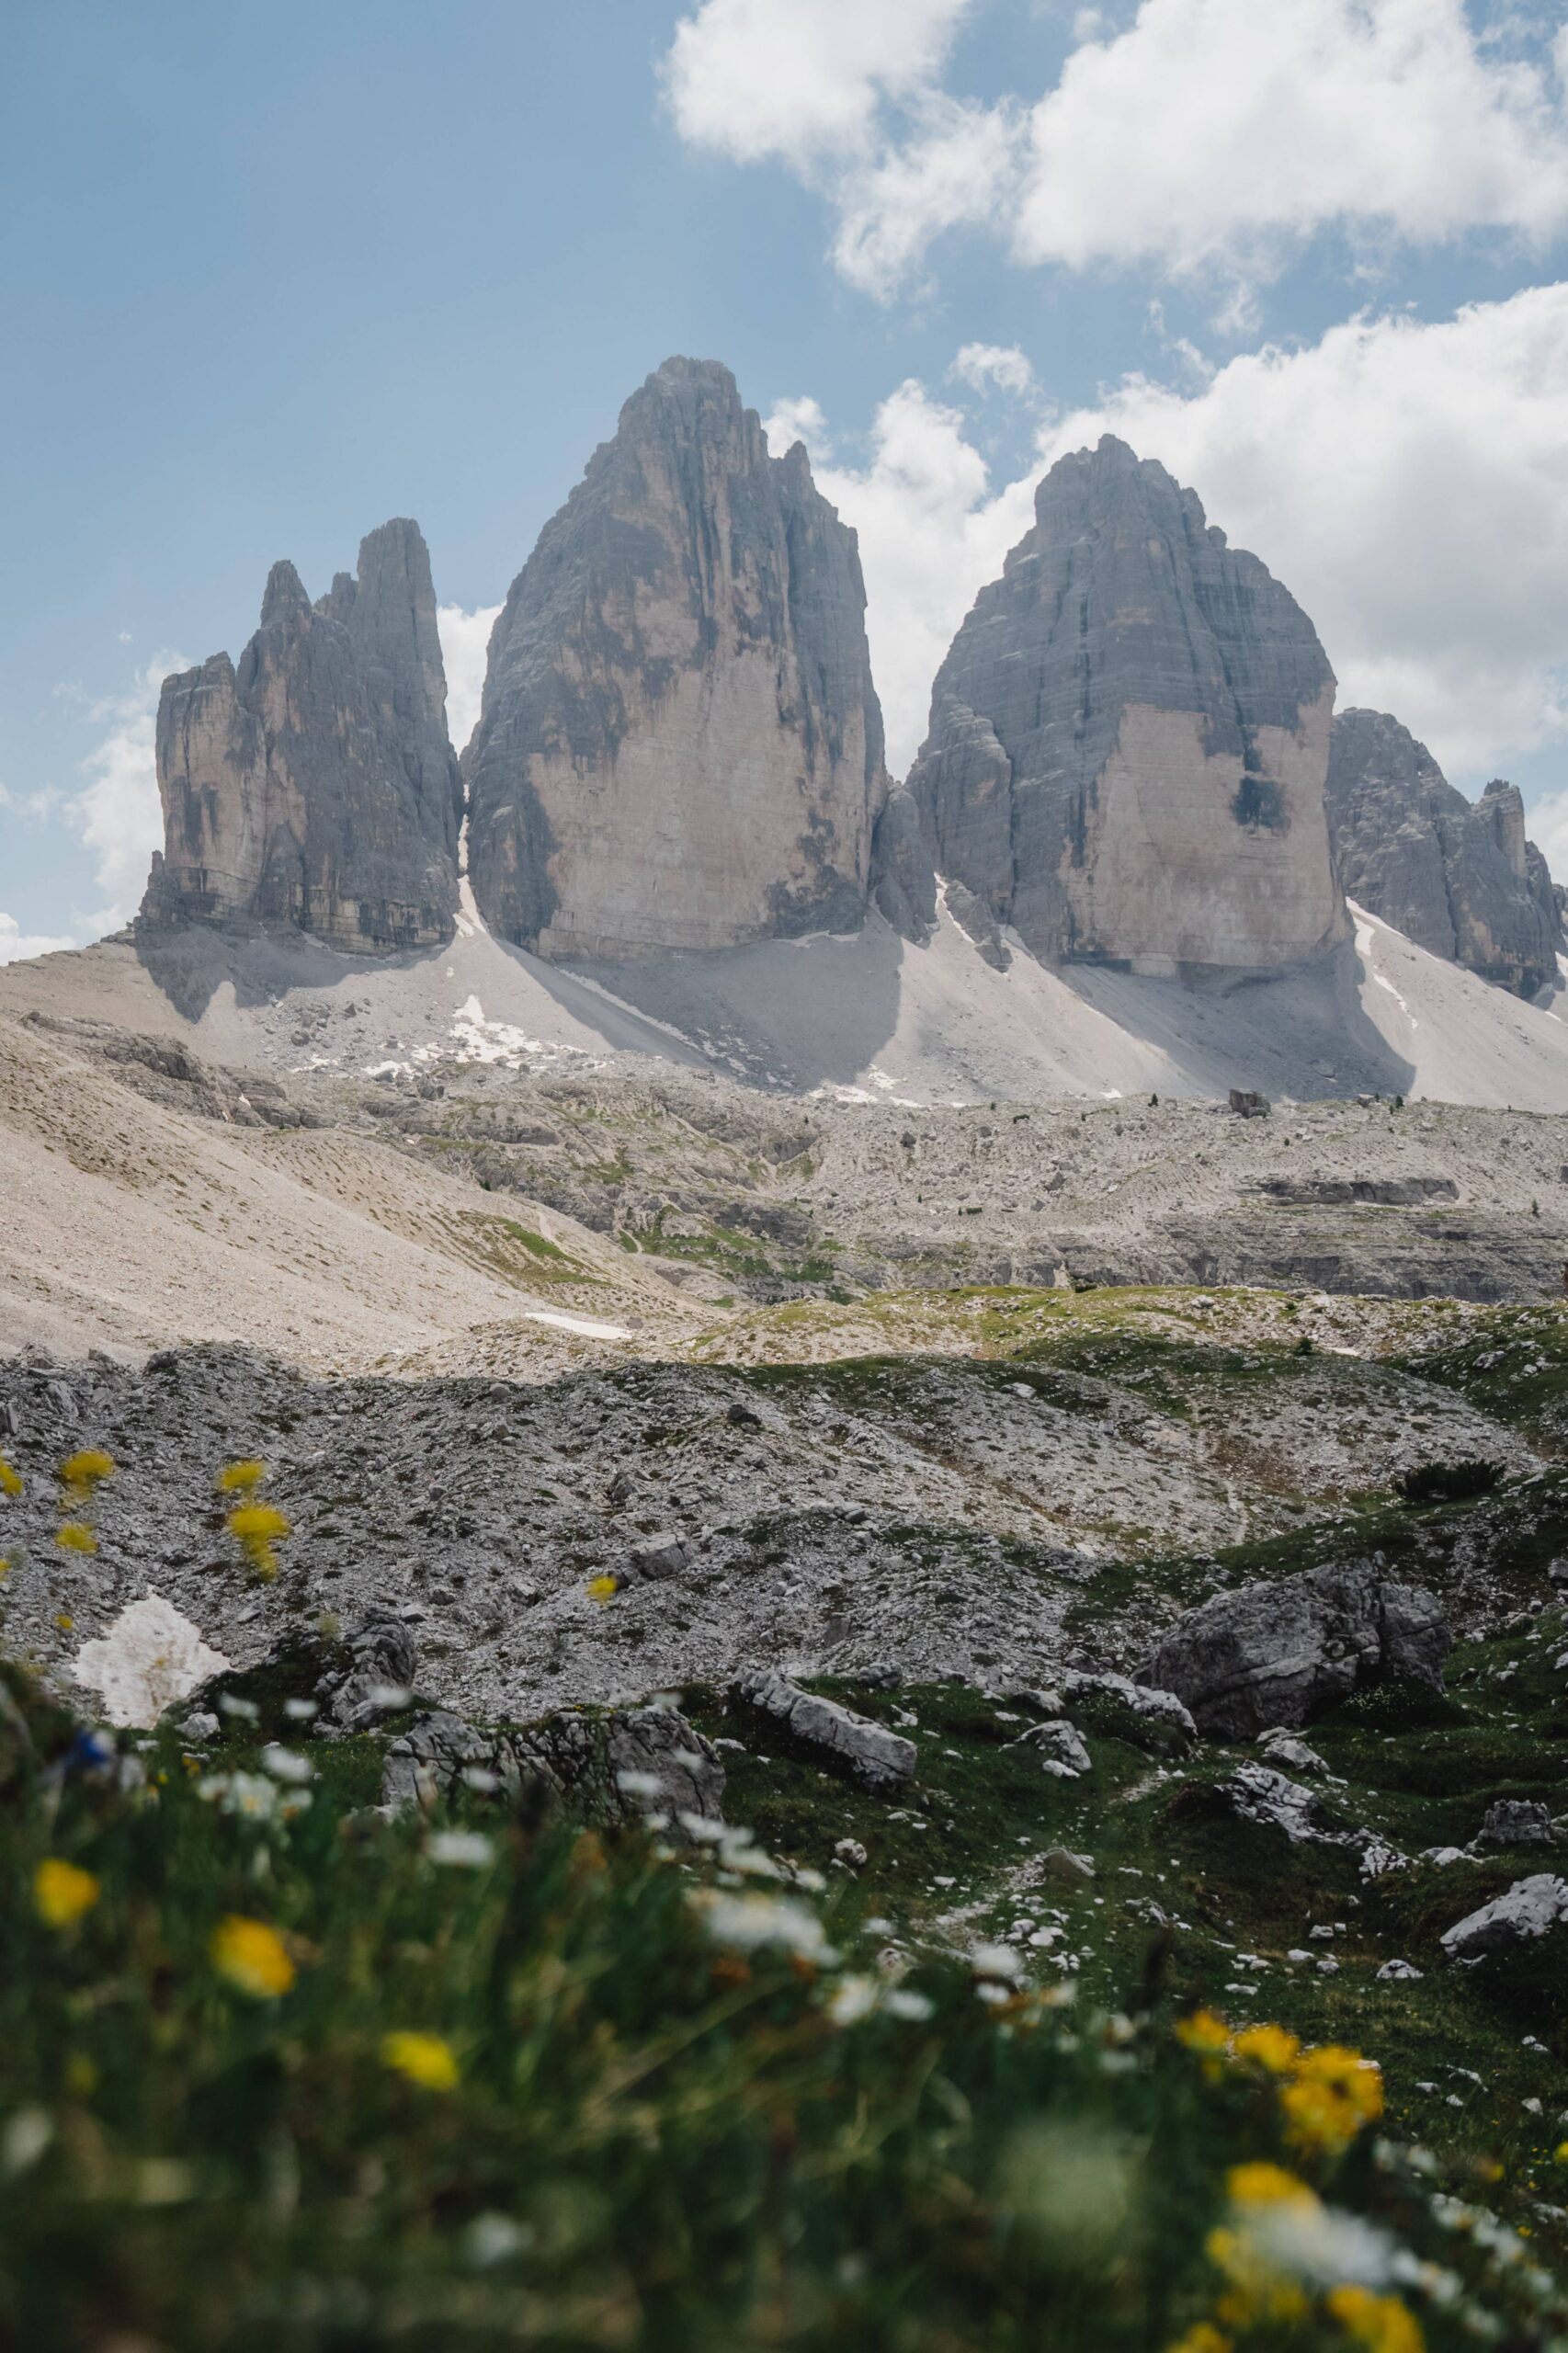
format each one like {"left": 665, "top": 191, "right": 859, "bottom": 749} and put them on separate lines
{"left": 463, "top": 357, "right": 890, "bottom": 960}
{"left": 906, "top": 436, "right": 1350, "bottom": 974}
{"left": 141, "top": 521, "right": 460, "bottom": 954}
{"left": 1326, "top": 707, "right": 1562, "bottom": 998}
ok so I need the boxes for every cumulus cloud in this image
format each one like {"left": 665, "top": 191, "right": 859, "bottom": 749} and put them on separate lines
{"left": 0, "top": 914, "right": 81, "bottom": 966}
{"left": 72, "top": 655, "right": 179, "bottom": 927}
{"left": 950, "top": 342, "right": 1038, "bottom": 397}
{"left": 665, "top": 0, "right": 1568, "bottom": 301}
{"left": 664, "top": 0, "right": 972, "bottom": 169}
{"left": 437, "top": 605, "right": 502, "bottom": 756}
{"left": 778, "top": 380, "right": 1039, "bottom": 771}
{"left": 779, "top": 281, "right": 1568, "bottom": 791}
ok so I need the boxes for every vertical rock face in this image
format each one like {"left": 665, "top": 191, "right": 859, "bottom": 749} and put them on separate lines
{"left": 464, "top": 358, "right": 888, "bottom": 960}
{"left": 142, "top": 521, "right": 460, "bottom": 952}
{"left": 1326, "top": 709, "right": 1562, "bottom": 997}
{"left": 906, "top": 437, "right": 1349, "bottom": 973}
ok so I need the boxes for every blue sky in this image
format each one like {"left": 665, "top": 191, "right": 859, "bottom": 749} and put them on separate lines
{"left": 5, "top": 0, "right": 1568, "bottom": 956}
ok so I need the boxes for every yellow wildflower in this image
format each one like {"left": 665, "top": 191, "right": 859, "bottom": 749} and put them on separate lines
{"left": 1326, "top": 2284, "right": 1426, "bottom": 2353}
{"left": 227, "top": 1501, "right": 291, "bottom": 1581}
{"left": 1176, "top": 2008, "right": 1231, "bottom": 2054}
{"left": 210, "top": 1915, "right": 295, "bottom": 1998}
{"left": 59, "top": 1449, "right": 114, "bottom": 1495}
{"left": 1206, "top": 2226, "right": 1309, "bottom": 2330}
{"left": 381, "top": 2031, "right": 460, "bottom": 2091}
{"left": 34, "top": 1858, "right": 100, "bottom": 1927}
{"left": 1282, "top": 2046, "right": 1384, "bottom": 2154}
{"left": 1165, "top": 2328, "right": 1232, "bottom": 2353}
{"left": 218, "top": 1459, "right": 267, "bottom": 1492}
{"left": 0, "top": 1458, "right": 22, "bottom": 1498}
{"left": 586, "top": 1574, "right": 619, "bottom": 1604}
{"left": 1226, "top": 2163, "right": 1318, "bottom": 2211}
{"left": 1233, "top": 2023, "right": 1301, "bottom": 2075}
{"left": 55, "top": 1523, "right": 97, "bottom": 1555}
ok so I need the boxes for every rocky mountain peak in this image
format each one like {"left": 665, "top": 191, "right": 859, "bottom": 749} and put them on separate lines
{"left": 141, "top": 520, "right": 460, "bottom": 954}
{"left": 905, "top": 437, "right": 1348, "bottom": 973}
{"left": 1325, "top": 709, "right": 1562, "bottom": 996}
{"left": 463, "top": 358, "right": 889, "bottom": 961}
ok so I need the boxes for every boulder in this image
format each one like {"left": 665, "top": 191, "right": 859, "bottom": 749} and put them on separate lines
{"left": 382, "top": 1701, "right": 724, "bottom": 1827}
{"left": 1014, "top": 1721, "right": 1091, "bottom": 1778}
{"left": 318, "top": 1608, "right": 419, "bottom": 1733}
{"left": 625, "top": 1532, "right": 692, "bottom": 1584}
{"left": 1473, "top": 1800, "right": 1554, "bottom": 1851}
{"left": 1440, "top": 1874, "right": 1568, "bottom": 1961}
{"left": 1139, "top": 1563, "right": 1450, "bottom": 1737}
{"left": 1062, "top": 1669, "right": 1196, "bottom": 1755}
{"left": 730, "top": 1668, "right": 916, "bottom": 1791}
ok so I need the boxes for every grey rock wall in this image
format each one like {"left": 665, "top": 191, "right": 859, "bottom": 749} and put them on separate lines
{"left": 464, "top": 358, "right": 889, "bottom": 960}
{"left": 1326, "top": 707, "right": 1563, "bottom": 997}
{"left": 906, "top": 436, "right": 1349, "bottom": 973}
{"left": 142, "top": 521, "right": 460, "bottom": 953}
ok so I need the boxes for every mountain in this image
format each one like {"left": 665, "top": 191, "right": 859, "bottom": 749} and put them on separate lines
{"left": 1325, "top": 707, "right": 1563, "bottom": 998}
{"left": 141, "top": 520, "right": 461, "bottom": 953}
{"left": 905, "top": 436, "right": 1349, "bottom": 974}
{"left": 463, "top": 357, "right": 889, "bottom": 960}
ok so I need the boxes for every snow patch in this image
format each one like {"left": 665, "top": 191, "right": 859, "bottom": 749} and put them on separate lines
{"left": 73, "top": 1594, "right": 231, "bottom": 1729}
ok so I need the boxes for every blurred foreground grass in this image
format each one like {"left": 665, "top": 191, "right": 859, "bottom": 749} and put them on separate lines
{"left": 2, "top": 1663, "right": 1564, "bottom": 2353}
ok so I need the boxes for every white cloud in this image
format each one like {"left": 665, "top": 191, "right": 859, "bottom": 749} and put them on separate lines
{"left": 1037, "top": 282, "right": 1568, "bottom": 774}
{"left": 0, "top": 914, "right": 81, "bottom": 966}
{"left": 665, "top": 0, "right": 1568, "bottom": 301}
{"left": 73, "top": 655, "right": 183, "bottom": 929}
{"left": 783, "top": 280, "right": 1568, "bottom": 790}
{"left": 437, "top": 604, "right": 502, "bottom": 756}
{"left": 664, "top": 0, "right": 972, "bottom": 169}
{"left": 788, "top": 381, "right": 1040, "bottom": 771}
{"left": 762, "top": 394, "right": 835, "bottom": 459}
{"left": 949, "top": 342, "right": 1038, "bottom": 397}
{"left": 1528, "top": 788, "right": 1568, "bottom": 877}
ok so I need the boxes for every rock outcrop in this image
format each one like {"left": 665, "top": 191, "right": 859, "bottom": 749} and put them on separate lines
{"left": 141, "top": 521, "right": 460, "bottom": 952}
{"left": 905, "top": 436, "right": 1349, "bottom": 973}
{"left": 464, "top": 358, "right": 889, "bottom": 960}
{"left": 1325, "top": 708, "right": 1562, "bottom": 997}
{"left": 729, "top": 1669, "right": 916, "bottom": 1790}
{"left": 1139, "top": 1563, "right": 1450, "bottom": 1736}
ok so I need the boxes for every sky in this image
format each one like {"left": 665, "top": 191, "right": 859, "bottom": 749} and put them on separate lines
{"left": 4, "top": 0, "right": 1568, "bottom": 961}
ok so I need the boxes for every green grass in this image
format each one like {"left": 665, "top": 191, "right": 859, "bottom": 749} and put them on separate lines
{"left": 4, "top": 1643, "right": 1566, "bottom": 2351}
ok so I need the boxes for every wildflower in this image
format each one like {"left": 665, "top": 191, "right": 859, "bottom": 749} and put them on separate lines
{"left": 1326, "top": 2284, "right": 1426, "bottom": 2353}
{"left": 427, "top": 1830, "right": 494, "bottom": 1869}
{"left": 226, "top": 1501, "right": 291, "bottom": 1582}
{"left": 217, "top": 1460, "right": 267, "bottom": 1493}
{"left": 586, "top": 1574, "right": 619, "bottom": 1604}
{"left": 1227, "top": 2164, "right": 1319, "bottom": 2211}
{"left": 54, "top": 1612, "right": 74, "bottom": 1632}
{"left": 1282, "top": 2046, "right": 1384, "bottom": 2154}
{"left": 1176, "top": 2008, "right": 1231, "bottom": 2055}
{"left": 259, "top": 1745, "right": 313, "bottom": 1785}
{"left": 0, "top": 1459, "right": 22, "bottom": 1498}
{"left": 381, "top": 2031, "right": 460, "bottom": 2090}
{"left": 59, "top": 1450, "right": 114, "bottom": 1498}
{"left": 33, "top": 1858, "right": 100, "bottom": 1927}
{"left": 696, "top": 1890, "right": 832, "bottom": 1961}
{"left": 73, "top": 1595, "right": 231, "bottom": 1729}
{"left": 1233, "top": 2022, "right": 1301, "bottom": 2075}
{"left": 56, "top": 1523, "right": 97, "bottom": 1555}
{"left": 210, "top": 1915, "right": 295, "bottom": 1998}
{"left": 1165, "top": 2328, "right": 1232, "bottom": 2353}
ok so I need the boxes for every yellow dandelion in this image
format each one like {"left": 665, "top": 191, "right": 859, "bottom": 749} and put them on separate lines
{"left": 1556, "top": 2142, "right": 1568, "bottom": 2165}
{"left": 1233, "top": 2022, "right": 1301, "bottom": 2075}
{"left": 1281, "top": 2043, "right": 1384, "bottom": 2154}
{"left": 55, "top": 1523, "right": 97, "bottom": 1555}
{"left": 218, "top": 1459, "right": 267, "bottom": 1493}
{"left": 34, "top": 1858, "right": 101, "bottom": 1928}
{"left": 1225, "top": 2163, "right": 1318, "bottom": 2211}
{"left": 54, "top": 1612, "right": 74, "bottom": 1632}
{"left": 1325, "top": 2284, "right": 1426, "bottom": 2353}
{"left": 1165, "top": 2328, "right": 1232, "bottom": 2353}
{"left": 381, "top": 2031, "right": 460, "bottom": 2091}
{"left": 586, "top": 1573, "right": 619, "bottom": 1604}
{"left": 0, "top": 1458, "right": 22, "bottom": 1498}
{"left": 210, "top": 1914, "right": 296, "bottom": 1998}
{"left": 58, "top": 1449, "right": 115, "bottom": 1496}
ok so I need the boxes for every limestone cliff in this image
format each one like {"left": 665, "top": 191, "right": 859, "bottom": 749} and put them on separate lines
{"left": 464, "top": 358, "right": 888, "bottom": 960}
{"left": 1326, "top": 708, "right": 1562, "bottom": 997}
{"left": 905, "top": 437, "right": 1349, "bottom": 973}
{"left": 142, "top": 521, "right": 460, "bottom": 952}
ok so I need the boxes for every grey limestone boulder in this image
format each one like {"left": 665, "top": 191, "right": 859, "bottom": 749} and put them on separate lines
{"left": 1440, "top": 1874, "right": 1568, "bottom": 1961}
{"left": 318, "top": 1608, "right": 419, "bottom": 1734}
{"left": 1473, "top": 1800, "right": 1555, "bottom": 1851}
{"left": 1139, "top": 1563, "right": 1449, "bottom": 1737}
{"left": 730, "top": 1668, "right": 916, "bottom": 1791}
{"left": 382, "top": 1700, "right": 724, "bottom": 1827}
